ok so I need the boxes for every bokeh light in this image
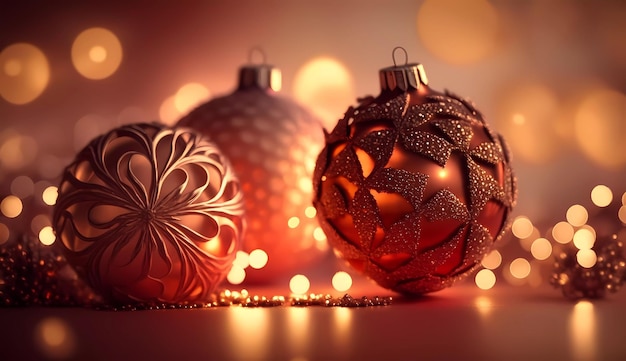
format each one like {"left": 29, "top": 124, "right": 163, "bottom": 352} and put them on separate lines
{"left": 511, "top": 216, "right": 534, "bottom": 239}
{"left": 576, "top": 249, "right": 597, "bottom": 268}
{"left": 566, "top": 204, "right": 588, "bottom": 227}
{"left": 552, "top": 221, "right": 574, "bottom": 244}
{"left": 494, "top": 82, "right": 561, "bottom": 163}
{"left": 10, "top": 175, "right": 34, "bottom": 198}
{"left": 331, "top": 271, "right": 353, "bottom": 292}
{"left": 38, "top": 226, "right": 56, "bottom": 245}
{"left": 0, "top": 132, "right": 38, "bottom": 171}
{"left": 71, "top": 27, "right": 123, "bottom": 80}
{"left": 572, "top": 227, "right": 595, "bottom": 250}
{"left": 509, "top": 258, "right": 531, "bottom": 279}
{"left": 159, "top": 95, "right": 179, "bottom": 125}
{"left": 174, "top": 82, "right": 210, "bottom": 114}
{"left": 34, "top": 317, "right": 76, "bottom": 360}
{"left": 0, "top": 223, "right": 9, "bottom": 245}
{"left": 42, "top": 186, "right": 58, "bottom": 206}
{"left": 293, "top": 56, "right": 355, "bottom": 129}
{"left": 289, "top": 274, "right": 310, "bottom": 295}
{"left": 574, "top": 88, "right": 626, "bottom": 168}
{"left": 248, "top": 249, "right": 269, "bottom": 269}
{"left": 530, "top": 237, "right": 552, "bottom": 260}
{"left": 481, "top": 249, "right": 502, "bottom": 270}
{"left": 417, "top": 0, "right": 499, "bottom": 65}
{"left": 475, "top": 269, "right": 496, "bottom": 290}
{"left": 0, "top": 43, "right": 50, "bottom": 104}
{"left": 590, "top": 185, "right": 613, "bottom": 207}
{"left": 1, "top": 195, "right": 23, "bottom": 218}
{"left": 226, "top": 265, "right": 246, "bottom": 285}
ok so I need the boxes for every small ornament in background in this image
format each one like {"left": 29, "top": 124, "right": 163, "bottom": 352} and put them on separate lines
{"left": 313, "top": 47, "right": 517, "bottom": 295}
{"left": 0, "top": 235, "right": 97, "bottom": 306}
{"left": 53, "top": 123, "right": 244, "bottom": 304}
{"left": 551, "top": 234, "right": 626, "bottom": 300}
{"left": 178, "top": 49, "right": 327, "bottom": 283}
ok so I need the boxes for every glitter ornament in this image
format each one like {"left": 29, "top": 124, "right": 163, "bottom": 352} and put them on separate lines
{"left": 178, "top": 50, "right": 326, "bottom": 283}
{"left": 0, "top": 235, "right": 96, "bottom": 306}
{"left": 313, "top": 48, "right": 517, "bottom": 295}
{"left": 551, "top": 235, "right": 626, "bottom": 300}
{"left": 53, "top": 123, "right": 244, "bottom": 304}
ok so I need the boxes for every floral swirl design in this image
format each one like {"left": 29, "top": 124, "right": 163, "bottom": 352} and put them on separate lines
{"left": 53, "top": 123, "right": 244, "bottom": 303}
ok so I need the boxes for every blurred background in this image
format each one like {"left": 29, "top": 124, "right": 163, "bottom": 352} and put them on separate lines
{"left": 1, "top": 0, "right": 625, "bottom": 288}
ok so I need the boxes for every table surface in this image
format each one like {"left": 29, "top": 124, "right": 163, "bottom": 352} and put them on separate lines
{"left": 1, "top": 283, "right": 625, "bottom": 361}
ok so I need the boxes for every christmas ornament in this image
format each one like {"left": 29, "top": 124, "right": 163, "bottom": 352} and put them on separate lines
{"left": 551, "top": 234, "right": 626, "bottom": 299}
{"left": 178, "top": 50, "right": 326, "bottom": 283}
{"left": 313, "top": 48, "right": 517, "bottom": 295}
{"left": 0, "top": 235, "right": 96, "bottom": 306}
{"left": 53, "top": 123, "right": 244, "bottom": 304}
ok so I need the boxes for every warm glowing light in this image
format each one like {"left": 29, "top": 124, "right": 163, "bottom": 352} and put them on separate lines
{"left": 519, "top": 227, "right": 540, "bottom": 252}
{"left": 248, "top": 249, "right": 268, "bottom": 269}
{"left": 331, "top": 271, "right": 353, "bottom": 292}
{"left": 474, "top": 296, "right": 493, "bottom": 316}
{"left": 575, "top": 88, "right": 626, "bottom": 168}
{"left": 570, "top": 300, "right": 596, "bottom": 361}
{"left": 174, "top": 82, "right": 209, "bottom": 114}
{"left": 304, "top": 206, "right": 316, "bottom": 218}
{"left": 72, "top": 27, "right": 123, "bottom": 80}
{"left": 576, "top": 249, "right": 597, "bottom": 268}
{"left": 1, "top": 195, "right": 23, "bottom": 218}
{"left": 530, "top": 238, "right": 552, "bottom": 261}
{"left": 619, "top": 206, "right": 626, "bottom": 224}
{"left": 42, "top": 186, "right": 58, "bottom": 206}
{"left": 35, "top": 317, "right": 76, "bottom": 360}
{"left": 233, "top": 251, "right": 250, "bottom": 269}
{"left": 511, "top": 216, "right": 534, "bottom": 239}
{"left": 39, "top": 226, "right": 56, "bottom": 246}
{"left": 289, "top": 274, "right": 310, "bottom": 295}
{"left": 159, "top": 95, "right": 179, "bottom": 125}
{"left": 475, "top": 269, "right": 496, "bottom": 290}
{"left": 481, "top": 249, "right": 502, "bottom": 269}
{"left": 313, "top": 227, "right": 327, "bottom": 242}
{"left": 417, "top": 0, "right": 499, "bottom": 65}
{"left": 0, "top": 43, "right": 50, "bottom": 104}
{"left": 288, "top": 216, "right": 300, "bottom": 229}
{"left": 494, "top": 82, "right": 561, "bottom": 163}
{"left": 0, "top": 223, "right": 9, "bottom": 245}
{"left": 573, "top": 228, "right": 595, "bottom": 250}
{"left": 437, "top": 168, "right": 447, "bottom": 178}
{"left": 590, "top": 185, "right": 613, "bottom": 207}
{"left": 552, "top": 221, "right": 575, "bottom": 244}
{"left": 31, "top": 214, "right": 51, "bottom": 235}
{"left": 509, "top": 258, "right": 531, "bottom": 279}
{"left": 566, "top": 204, "right": 588, "bottom": 227}
{"left": 226, "top": 265, "right": 246, "bottom": 284}
{"left": 293, "top": 57, "right": 355, "bottom": 129}
{"left": 0, "top": 133, "right": 38, "bottom": 171}
{"left": 10, "top": 175, "right": 34, "bottom": 199}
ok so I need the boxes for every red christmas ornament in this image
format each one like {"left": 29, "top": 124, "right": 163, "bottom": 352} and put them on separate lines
{"left": 53, "top": 123, "right": 244, "bottom": 303}
{"left": 313, "top": 48, "right": 517, "bottom": 295}
{"left": 178, "top": 51, "right": 326, "bottom": 283}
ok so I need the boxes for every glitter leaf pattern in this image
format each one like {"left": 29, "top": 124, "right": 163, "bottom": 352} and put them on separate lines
{"left": 314, "top": 91, "right": 516, "bottom": 295}
{"left": 53, "top": 123, "right": 244, "bottom": 303}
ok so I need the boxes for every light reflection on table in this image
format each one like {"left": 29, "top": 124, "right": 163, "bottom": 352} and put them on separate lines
{"left": 1, "top": 284, "right": 625, "bottom": 361}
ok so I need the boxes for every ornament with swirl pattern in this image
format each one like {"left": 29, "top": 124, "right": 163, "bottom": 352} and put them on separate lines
{"left": 313, "top": 48, "right": 517, "bottom": 295}
{"left": 53, "top": 123, "right": 245, "bottom": 304}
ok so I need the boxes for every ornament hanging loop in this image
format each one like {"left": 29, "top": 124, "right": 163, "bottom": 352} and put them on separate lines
{"left": 248, "top": 46, "right": 267, "bottom": 65}
{"left": 392, "top": 46, "right": 408, "bottom": 67}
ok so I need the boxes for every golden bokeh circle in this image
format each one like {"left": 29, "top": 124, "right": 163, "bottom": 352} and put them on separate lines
{"left": 0, "top": 43, "right": 50, "bottom": 104}
{"left": 71, "top": 27, "right": 123, "bottom": 80}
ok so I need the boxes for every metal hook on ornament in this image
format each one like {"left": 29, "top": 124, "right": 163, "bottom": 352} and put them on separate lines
{"left": 248, "top": 46, "right": 267, "bottom": 65}
{"left": 392, "top": 46, "right": 408, "bottom": 67}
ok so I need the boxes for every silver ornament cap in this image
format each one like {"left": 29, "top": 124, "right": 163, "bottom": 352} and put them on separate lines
{"left": 237, "top": 48, "right": 282, "bottom": 92}
{"left": 379, "top": 47, "right": 429, "bottom": 93}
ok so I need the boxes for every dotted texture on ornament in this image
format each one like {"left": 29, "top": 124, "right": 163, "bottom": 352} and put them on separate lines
{"left": 179, "top": 90, "right": 325, "bottom": 281}
{"left": 314, "top": 92, "right": 517, "bottom": 294}
{"left": 53, "top": 123, "right": 244, "bottom": 303}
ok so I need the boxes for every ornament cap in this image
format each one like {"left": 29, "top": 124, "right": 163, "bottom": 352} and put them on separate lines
{"left": 379, "top": 47, "right": 429, "bottom": 93}
{"left": 237, "top": 48, "right": 282, "bottom": 92}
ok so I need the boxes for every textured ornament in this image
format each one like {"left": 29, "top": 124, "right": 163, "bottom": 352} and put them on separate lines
{"left": 551, "top": 235, "right": 626, "bottom": 300}
{"left": 178, "top": 51, "right": 326, "bottom": 283}
{"left": 0, "top": 235, "right": 97, "bottom": 306}
{"left": 53, "top": 123, "right": 244, "bottom": 304}
{"left": 313, "top": 48, "right": 517, "bottom": 295}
